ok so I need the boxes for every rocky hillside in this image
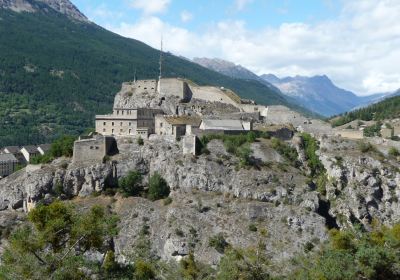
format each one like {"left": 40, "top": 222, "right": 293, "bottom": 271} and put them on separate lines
{"left": 1, "top": 132, "right": 399, "bottom": 276}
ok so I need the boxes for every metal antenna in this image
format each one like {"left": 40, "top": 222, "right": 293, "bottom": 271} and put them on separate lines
{"left": 159, "top": 36, "right": 163, "bottom": 81}
{"left": 134, "top": 68, "right": 137, "bottom": 84}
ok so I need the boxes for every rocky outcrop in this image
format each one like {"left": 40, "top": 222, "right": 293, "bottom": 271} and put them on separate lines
{"left": 318, "top": 137, "right": 400, "bottom": 229}
{"left": 0, "top": 160, "right": 116, "bottom": 211}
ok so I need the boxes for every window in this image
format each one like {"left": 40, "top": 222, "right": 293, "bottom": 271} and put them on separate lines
{"left": 160, "top": 123, "right": 163, "bottom": 128}
{"left": 129, "top": 122, "right": 132, "bottom": 126}
{"left": 103, "top": 122, "right": 106, "bottom": 126}
{"left": 120, "top": 122, "right": 123, "bottom": 126}
{"left": 103, "top": 128, "right": 106, "bottom": 132}
{"left": 129, "top": 129, "right": 131, "bottom": 134}
{"left": 112, "top": 129, "right": 114, "bottom": 134}
{"left": 112, "top": 122, "right": 114, "bottom": 126}
{"left": 122, "top": 111, "right": 124, "bottom": 115}
{"left": 120, "top": 129, "right": 123, "bottom": 133}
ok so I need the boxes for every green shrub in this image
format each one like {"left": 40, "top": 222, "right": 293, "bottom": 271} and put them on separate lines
{"left": 271, "top": 137, "right": 299, "bottom": 166}
{"left": 148, "top": 172, "right": 170, "bottom": 201}
{"left": 358, "top": 141, "right": 376, "bottom": 153}
{"left": 248, "top": 224, "right": 258, "bottom": 232}
{"left": 134, "top": 260, "right": 155, "bottom": 280}
{"left": 301, "top": 133, "right": 325, "bottom": 177}
{"left": 119, "top": 170, "right": 142, "bottom": 197}
{"left": 163, "top": 197, "right": 173, "bottom": 206}
{"left": 209, "top": 233, "right": 229, "bottom": 254}
{"left": 50, "top": 135, "right": 75, "bottom": 158}
{"left": 388, "top": 147, "right": 400, "bottom": 157}
{"left": 236, "top": 144, "right": 252, "bottom": 167}
{"left": 137, "top": 136, "right": 144, "bottom": 146}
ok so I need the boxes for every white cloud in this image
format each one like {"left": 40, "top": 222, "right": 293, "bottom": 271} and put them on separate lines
{"left": 130, "top": 0, "right": 170, "bottom": 15}
{"left": 110, "top": 0, "right": 400, "bottom": 95}
{"left": 233, "top": 0, "right": 253, "bottom": 11}
{"left": 89, "top": 3, "right": 123, "bottom": 20}
{"left": 180, "top": 10, "right": 193, "bottom": 23}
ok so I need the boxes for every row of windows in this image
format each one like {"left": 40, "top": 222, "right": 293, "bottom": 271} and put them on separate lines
{"left": 102, "top": 121, "right": 154, "bottom": 127}
{"left": 104, "top": 122, "right": 133, "bottom": 127}
{"left": 103, "top": 128, "right": 133, "bottom": 134}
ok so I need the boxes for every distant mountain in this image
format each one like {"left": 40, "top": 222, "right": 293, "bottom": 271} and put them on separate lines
{"left": 193, "top": 57, "right": 261, "bottom": 81}
{"left": 193, "top": 57, "right": 280, "bottom": 91}
{"left": 0, "top": 1, "right": 298, "bottom": 146}
{"left": 0, "top": 0, "right": 88, "bottom": 21}
{"left": 261, "top": 74, "right": 369, "bottom": 117}
{"left": 193, "top": 57, "right": 397, "bottom": 117}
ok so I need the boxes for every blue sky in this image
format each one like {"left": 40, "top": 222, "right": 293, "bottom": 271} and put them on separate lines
{"left": 73, "top": 0, "right": 341, "bottom": 32}
{"left": 70, "top": 0, "right": 400, "bottom": 95}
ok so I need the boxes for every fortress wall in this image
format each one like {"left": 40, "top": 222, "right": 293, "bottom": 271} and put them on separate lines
{"left": 263, "top": 106, "right": 304, "bottom": 125}
{"left": 73, "top": 136, "right": 118, "bottom": 164}
{"left": 240, "top": 104, "right": 267, "bottom": 114}
{"left": 335, "top": 130, "right": 364, "bottom": 140}
{"left": 160, "top": 78, "right": 185, "bottom": 99}
{"left": 189, "top": 86, "right": 240, "bottom": 107}
{"left": 73, "top": 137, "right": 107, "bottom": 164}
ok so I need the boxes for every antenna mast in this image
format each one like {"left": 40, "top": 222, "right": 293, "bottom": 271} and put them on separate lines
{"left": 159, "top": 36, "right": 163, "bottom": 81}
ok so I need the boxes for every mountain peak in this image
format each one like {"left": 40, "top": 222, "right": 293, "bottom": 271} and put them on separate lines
{"left": 0, "top": 0, "right": 88, "bottom": 22}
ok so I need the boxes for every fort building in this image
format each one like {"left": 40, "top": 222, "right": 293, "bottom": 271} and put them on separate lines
{"left": 0, "top": 153, "right": 18, "bottom": 177}
{"left": 155, "top": 115, "right": 201, "bottom": 139}
{"left": 72, "top": 135, "right": 118, "bottom": 164}
{"left": 96, "top": 108, "right": 163, "bottom": 138}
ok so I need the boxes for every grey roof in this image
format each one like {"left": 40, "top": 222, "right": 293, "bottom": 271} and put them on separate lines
{"left": 200, "top": 119, "right": 244, "bottom": 131}
{"left": 3, "top": 146, "right": 20, "bottom": 154}
{"left": 0, "top": 153, "right": 18, "bottom": 163}
{"left": 38, "top": 144, "right": 51, "bottom": 152}
{"left": 22, "top": 145, "right": 39, "bottom": 154}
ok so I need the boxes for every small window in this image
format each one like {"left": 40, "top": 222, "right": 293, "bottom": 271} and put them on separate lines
{"left": 112, "top": 122, "right": 114, "bottom": 126}
{"left": 129, "top": 122, "right": 132, "bottom": 126}
{"left": 120, "top": 122, "right": 123, "bottom": 126}
{"left": 117, "top": 110, "right": 119, "bottom": 115}
{"left": 112, "top": 129, "right": 114, "bottom": 134}
{"left": 160, "top": 123, "right": 163, "bottom": 128}
{"left": 103, "top": 122, "right": 106, "bottom": 126}
{"left": 129, "top": 129, "right": 131, "bottom": 134}
{"left": 103, "top": 128, "right": 106, "bottom": 132}
{"left": 122, "top": 111, "right": 124, "bottom": 115}
{"left": 120, "top": 129, "right": 123, "bottom": 132}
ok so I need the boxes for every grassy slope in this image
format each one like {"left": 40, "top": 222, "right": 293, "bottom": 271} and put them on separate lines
{"left": 0, "top": 9, "right": 304, "bottom": 146}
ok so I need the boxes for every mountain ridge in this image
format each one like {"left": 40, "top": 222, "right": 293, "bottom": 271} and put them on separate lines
{"left": 0, "top": 0, "right": 88, "bottom": 21}
{"left": 193, "top": 57, "right": 394, "bottom": 117}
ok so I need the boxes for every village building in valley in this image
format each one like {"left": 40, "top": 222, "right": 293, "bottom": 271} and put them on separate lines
{"left": 0, "top": 153, "right": 19, "bottom": 178}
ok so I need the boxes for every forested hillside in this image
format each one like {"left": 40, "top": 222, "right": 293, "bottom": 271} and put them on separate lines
{"left": 331, "top": 94, "right": 400, "bottom": 127}
{"left": 0, "top": 8, "right": 300, "bottom": 146}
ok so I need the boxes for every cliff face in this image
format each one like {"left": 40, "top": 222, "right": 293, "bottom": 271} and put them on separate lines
{"left": 0, "top": 135, "right": 399, "bottom": 269}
